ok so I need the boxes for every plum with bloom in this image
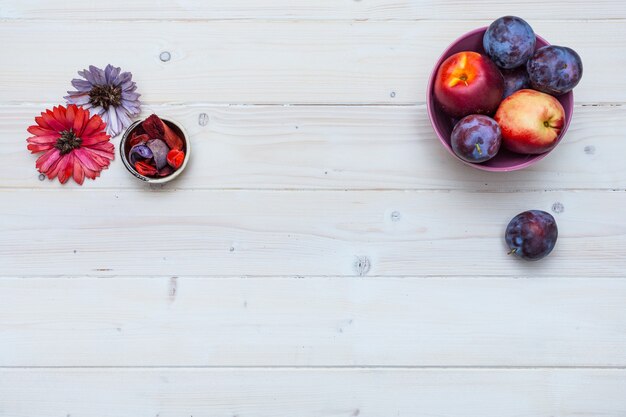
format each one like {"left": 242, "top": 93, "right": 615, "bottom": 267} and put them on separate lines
{"left": 26, "top": 104, "right": 114, "bottom": 185}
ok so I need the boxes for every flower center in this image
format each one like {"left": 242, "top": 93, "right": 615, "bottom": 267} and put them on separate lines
{"left": 55, "top": 130, "right": 82, "bottom": 155}
{"left": 89, "top": 84, "right": 122, "bottom": 109}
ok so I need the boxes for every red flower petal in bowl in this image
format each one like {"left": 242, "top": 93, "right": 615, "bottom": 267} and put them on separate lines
{"left": 167, "top": 149, "right": 185, "bottom": 169}
{"left": 135, "top": 161, "right": 158, "bottom": 177}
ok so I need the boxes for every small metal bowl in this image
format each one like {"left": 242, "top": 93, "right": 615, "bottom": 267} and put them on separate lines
{"left": 119, "top": 117, "right": 190, "bottom": 183}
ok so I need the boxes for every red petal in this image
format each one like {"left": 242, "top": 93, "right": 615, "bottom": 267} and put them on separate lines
{"left": 157, "top": 165, "right": 174, "bottom": 177}
{"left": 89, "top": 140, "right": 115, "bottom": 153}
{"left": 42, "top": 109, "right": 66, "bottom": 132}
{"left": 73, "top": 107, "right": 87, "bottom": 136}
{"left": 36, "top": 148, "right": 61, "bottom": 172}
{"left": 129, "top": 133, "right": 149, "bottom": 147}
{"left": 82, "top": 163, "right": 98, "bottom": 180}
{"left": 35, "top": 115, "right": 52, "bottom": 130}
{"left": 142, "top": 114, "right": 164, "bottom": 139}
{"left": 66, "top": 104, "right": 76, "bottom": 126}
{"left": 27, "top": 143, "right": 54, "bottom": 153}
{"left": 73, "top": 148, "right": 101, "bottom": 172}
{"left": 27, "top": 134, "right": 59, "bottom": 145}
{"left": 57, "top": 154, "right": 74, "bottom": 184}
{"left": 52, "top": 106, "right": 69, "bottom": 129}
{"left": 162, "top": 123, "right": 184, "bottom": 151}
{"left": 72, "top": 155, "right": 85, "bottom": 185}
{"left": 82, "top": 114, "right": 106, "bottom": 137}
{"left": 135, "top": 161, "right": 158, "bottom": 176}
{"left": 46, "top": 153, "right": 66, "bottom": 181}
{"left": 167, "top": 149, "right": 185, "bottom": 169}
{"left": 27, "top": 125, "right": 57, "bottom": 136}
{"left": 84, "top": 145, "right": 115, "bottom": 160}
{"left": 81, "top": 132, "right": 111, "bottom": 146}
{"left": 81, "top": 147, "right": 112, "bottom": 168}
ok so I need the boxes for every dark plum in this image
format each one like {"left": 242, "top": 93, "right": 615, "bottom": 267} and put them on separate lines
{"left": 483, "top": 16, "right": 536, "bottom": 69}
{"left": 451, "top": 115, "right": 501, "bottom": 163}
{"left": 505, "top": 210, "right": 558, "bottom": 261}
{"left": 501, "top": 66, "right": 530, "bottom": 99}
{"left": 527, "top": 45, "right": 583, "bottom": 95}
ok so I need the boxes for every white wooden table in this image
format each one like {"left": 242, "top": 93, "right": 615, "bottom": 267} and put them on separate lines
{"left": 1, "top": 1, "right": 625, "bottom": 416}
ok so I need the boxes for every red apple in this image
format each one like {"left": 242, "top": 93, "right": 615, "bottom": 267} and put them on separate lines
{"left": 495, "top": 89, "right": 565, "bottom": 154}
{"left": 434, "top": 51, "right": 504, "bottom": 118}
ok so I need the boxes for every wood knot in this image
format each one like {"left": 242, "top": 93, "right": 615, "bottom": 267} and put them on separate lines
{"left": 551, "top": 202, "right": 564, "bottom": 214}
{"left": 354, "top": 256, "right": 371, "bottom": 276}
{"left": 168, "top": 277, "right": 178, "bottom": 302}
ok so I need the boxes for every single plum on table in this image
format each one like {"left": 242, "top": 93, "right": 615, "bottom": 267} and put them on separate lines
{"left": 483, "top": 16, "right": 536, "bottom": 69}
{"left": 501, "top": 66, "right": 530, "bottom": 99}
{"left": 505, "top": 210, "right": 558, "bottom": 261}
{"left": 450, "top": 115, "right": 502, "bottom": 163}
{"left": 527, "top": 45, "right": 583, "bottom": 95}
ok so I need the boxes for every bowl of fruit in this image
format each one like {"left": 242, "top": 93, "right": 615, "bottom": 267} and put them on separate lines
{"left": 427, "top": 16, "right": 582, "bottom": 171}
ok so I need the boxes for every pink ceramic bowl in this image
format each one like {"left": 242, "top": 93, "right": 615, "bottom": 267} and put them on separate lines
{"left": 427, "top": 27, "right": 574, "bottom": 172}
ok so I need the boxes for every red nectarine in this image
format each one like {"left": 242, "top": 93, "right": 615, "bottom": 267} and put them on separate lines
{"left": 434, "top": 51, "right": 504, "bottom": 118}
{"left": 495, "top": 89, "right": 565, "bottom": 154}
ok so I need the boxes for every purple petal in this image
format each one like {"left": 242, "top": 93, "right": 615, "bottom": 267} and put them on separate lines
{"left": 66, "top": 93, "right": 91, "bottom": 105}
{"left": 89, "top": 65, "right": 106, "bottom": 84}
{"left": 105, "top": 65, "right": 121, "bottom": 84}
{"left": 106, "top": 107, "right": 122, "bottom": 136}
{"left": 71, "top": 79, "right": 93, "bottom": 91}
{"left": 129, "top": 144, "right": 153, "bottom": 165}
{"left": 79, "top": 69, "right": 97, "bottom": 85}
{"left": 117, "top": 109, "right": 132, "bottom": 127}
{"left": 122, "top": 91, "right": 140, "bottom": 101}
{"left": 120, "top": 100, "right": 141, "bottom": 115}
{"left": 117, "top": 72, "right": 132, "bottom": 84}
{"left": 146, "top": 139, "right": 170, "bottom": 170}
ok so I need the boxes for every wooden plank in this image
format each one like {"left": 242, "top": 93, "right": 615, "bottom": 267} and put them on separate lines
{"left": 2, "top": 277, "right": 626, "bottom": 367}
{"left": 0, "top": 190, "right": 624, "bottom": 277}
{"left": 6, "top": 104, "right": 625, "bottom": 190}
{"left": 1, "top": 369, "right": 625, "bottom": 417}
{"left": 0, "top": 20, "right": 621, "bottom": 104}
{"left": 1, "top": 0, "right": 625, "bottom": 20}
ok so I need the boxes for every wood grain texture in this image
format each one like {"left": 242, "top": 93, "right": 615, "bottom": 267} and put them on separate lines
{"left": 1, "top": 0, "right": 625, "bottom": 20}
{"left": 1, "top": 369, "right": 626, "bottom": 417}
{"left": 0, "top": 20, "right": 621, "bottom": 104}
{"left": 1, "top": 1, "right": 625, "bottom": 414}
{"left": 1, "top": 190, "right": 624, "bottom": 277}
{"left": 2, "top": 277, "right": 626, "bottom": 367}
{"left": 6, "top": 104, "right": 624, "bottom": 190}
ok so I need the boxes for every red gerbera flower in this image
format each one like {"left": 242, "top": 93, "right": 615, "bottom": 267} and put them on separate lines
{"left": 26, "top": 104, "right": 114, "bottom": 185}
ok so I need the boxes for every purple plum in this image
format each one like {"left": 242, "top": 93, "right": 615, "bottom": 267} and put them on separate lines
{"left": 527, "top": 45, "right": 583, "bottom": 95}
{"left": 501, "top": 66, "right": 530, "bottom": 99}
{"left": 483, "top": 16, "right": 536, "bottom": 69}
{"left": 505, "top": 210, "right": 558, "bottom": 261}
{"left": 451, "top": 115, "right": 502, "bottom": 163}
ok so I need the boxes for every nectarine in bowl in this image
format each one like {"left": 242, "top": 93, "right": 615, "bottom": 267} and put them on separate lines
{"left": 427, "top": 27, "right": 574, "bottom": 172}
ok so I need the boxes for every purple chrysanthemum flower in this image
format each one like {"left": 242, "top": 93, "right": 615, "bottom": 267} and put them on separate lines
{"left": 65, "top": 64, "right": 141, "bottom": 137}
